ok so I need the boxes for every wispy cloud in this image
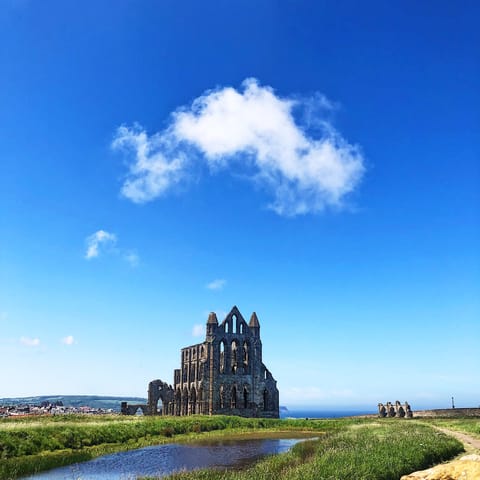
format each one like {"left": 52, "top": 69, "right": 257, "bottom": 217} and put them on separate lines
{"left": 192, "top": 324, "right": 205, "bottom": 337}
{"left": 85, "top": 230, "right": 117, "bottom": 259}
{"left": 113, "top": 78, "right": 365, "bottom": 216}
{"left": 85, "top": 230, "right": 139, "bottom": 266}
{"left": 112, "top": 125, "right": 186, "bottom": 203}
{"left": 61, "top": 335, "right": 75, "bottom": 346}
{"left": 20, "top": 336, "right": 40, "bottom": 347}
{"left": 124, "top": 251, "right": 140, "bottom": 267}
{"left": 206, "top": 279, "right": 226, "bottom": 291}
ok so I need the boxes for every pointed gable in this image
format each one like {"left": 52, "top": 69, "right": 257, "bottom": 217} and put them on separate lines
{"left": 249, "top": 311, "right": 260, "bottom": 328}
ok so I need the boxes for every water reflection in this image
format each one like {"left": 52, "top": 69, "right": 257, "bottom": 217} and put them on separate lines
{"left": 23, "top": 437, "right": 308, "bottom": 480}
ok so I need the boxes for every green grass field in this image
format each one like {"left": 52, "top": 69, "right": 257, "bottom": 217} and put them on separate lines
{"left": 419, "top": 418, "right": 480, "bottom": 439}
{"left": 0, "top": 415, "right": 469, "bottom": 480}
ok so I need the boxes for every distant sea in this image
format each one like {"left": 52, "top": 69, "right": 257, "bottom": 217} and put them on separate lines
{"left": 281, "top": 409, "right": 376, "bottom": 419}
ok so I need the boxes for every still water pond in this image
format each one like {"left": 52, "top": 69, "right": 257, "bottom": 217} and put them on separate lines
{"left": 24, "top": 437, "right": 309, "bottom": 480}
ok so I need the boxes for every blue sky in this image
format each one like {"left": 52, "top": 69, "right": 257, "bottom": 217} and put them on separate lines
{"left": 1, "top": 1, "right": 479, "bottom": 410}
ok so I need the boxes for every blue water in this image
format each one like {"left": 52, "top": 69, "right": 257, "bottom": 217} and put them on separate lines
{"left": 22, "top": 437, "right": 306, "bottom": 480}
{"left": 21, "top": 411, "right": 374, "bottom": 479}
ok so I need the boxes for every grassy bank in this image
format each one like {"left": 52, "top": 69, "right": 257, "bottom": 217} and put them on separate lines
{"left": 0, "top": 415, "right": 466, "bottom": 480}
{"left": 0, "top": 415, "right": 317, "bottom": 479}
{"left": 155, "top": 421, "right": 463, "bottom": 480}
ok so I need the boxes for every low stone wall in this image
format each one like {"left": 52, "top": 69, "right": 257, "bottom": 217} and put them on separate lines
{"left": 413, "top": 408, "right": 480, "bottom": 418}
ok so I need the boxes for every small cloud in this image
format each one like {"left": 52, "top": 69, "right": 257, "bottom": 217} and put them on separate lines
{"left": 206, "top": 279, "right": 226, "bottom": 291}
{"left": 85, "top": 231, "right": 139, "bottom": 267}
{"left": 20, "top": 336, "right": 40, "bottom": 347}
{"left": 61, "top": 335, "right": 75, "bottom": 345}
{"left": 192, "top": 324, "right": 206, "bottom": 337}
{"left": 124, "top": 250, "right": 140, "bottom": 267}
{"left": 0, "top": 312, "right": 7, "bottom": 322}
{"left": 85, "top": 230, "right": 117, "bottom": 259}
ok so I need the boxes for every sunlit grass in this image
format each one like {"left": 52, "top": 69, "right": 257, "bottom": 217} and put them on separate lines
{"left": 155, "top": 421, "right": 464, "bottom": 480}
{"left": 421, "top": 418, "right": 480, "bottom": 439}
{"left": 0, "top": 416, "right": 467, "bottom": 480}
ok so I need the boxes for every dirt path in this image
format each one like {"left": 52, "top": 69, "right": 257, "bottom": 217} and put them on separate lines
{"left": 401, "top": 427, "right": 480, "bottom": 479}
{"left": 436, "top": 427, "right": 480, "bottom": 453}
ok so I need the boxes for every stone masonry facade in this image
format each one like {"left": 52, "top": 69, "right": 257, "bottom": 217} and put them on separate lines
{"left": 123, "top": 306, "right": 279, "bottom": 418}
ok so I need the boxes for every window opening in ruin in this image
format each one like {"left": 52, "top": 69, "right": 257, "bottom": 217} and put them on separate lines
{"left": 182, "top": 388, "right": 188, "bottom": 416}
{"left": 175, "top": 389, "right": 181, "bottom": 416}
{"left": 240, "top": 322, "right": 244, "bottom": 334}
{"left": 154, "top": 398, "right": 163, "bottom": 415}
{"left": 263, "top": 389, "right": 269, "bottom": 411}
{"left": 220, "top": 340, "right": 225, "bottom": 373}
{"left": 243, "top": 341, "right": 248, "bottom": 364}
{"left": 220, "top": 385, "right": 225, "bottom": 409}
{"left": 243, "top": 386, "right": 248, "bottom": 409}
{"left": 231, "top": 386, "right": 237, "bottom": 409}
{"left": 225, "top": 321, "right": 230, "bottom": 333}
{"left": 232, "top": 314, "right": 237, "bottom": 332}
{"left": 190, "top": 388, "right": 196, "bottom": 415}
{"left": 231, "top": 340, "right": 238, "bottom": 373}
{"left": 198, "top": 387, "right": 203, "bottom": 414}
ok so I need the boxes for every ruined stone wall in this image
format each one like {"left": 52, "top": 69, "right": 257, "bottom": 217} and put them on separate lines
{"left": 122, "top": 306, "right": 280, "bottom": 417}
{"left": 413, "top": 408, "right": 480, "bottom": 418}
{"left": 170, "top": 306, "right": 279, "bottom": 418}
{"left": 200, "top": 307, "right": 279, "bottom": 418}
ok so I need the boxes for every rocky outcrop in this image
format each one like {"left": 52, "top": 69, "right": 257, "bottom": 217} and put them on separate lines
{"left": 401, "top": 454, "right": 480, "bottom": 480}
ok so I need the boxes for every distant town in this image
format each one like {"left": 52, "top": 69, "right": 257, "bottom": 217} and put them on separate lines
{"left": 0, "top": 401, "right": 114, "bottom": 417}
{"left": 0, "top": 395, "right": 147, "bottom": 417}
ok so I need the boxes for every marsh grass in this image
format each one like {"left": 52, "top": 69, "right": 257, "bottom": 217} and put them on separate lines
{"left": 0, "top": 415, "right": 314, "bottom": 479}
{"left": 155, "top": 422, "right": 464, "bottom": 480}
{"left": 0, "top": 416, "right": 466, "bottom": 480}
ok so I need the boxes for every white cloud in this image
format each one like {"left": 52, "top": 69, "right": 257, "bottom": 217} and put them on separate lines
{"left": 192, "top": 324, "right": 206, "bottom": 337}
{"left": 20, "top": 336, "right": 40, "bottom": 347}
{"left": 112, "top": 124, "right": 186, "bottom": 203}
{"left": 113, "top": 78, "right": 365, "bottom": 216}
{"left": 85, "top": 231, "right": 139, "bottom": 266}
{"left": 206, "top": 279, "right": 226, "bottom": 291}
{"left": 61, "top": 335, "right": 75, "bottom": 345}
{"left": 85, "top": 230, "right": 117, "bottom": 259}
{"left": 123, "top": 251, "right": 140, "bottom": 267}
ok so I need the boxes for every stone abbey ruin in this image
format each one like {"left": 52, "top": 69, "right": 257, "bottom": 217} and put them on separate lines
{"left": 378, "top": 401, "right": 413, "bottom": 418}
{"left": 122, "top": 306, "right": 279, "bottom": 418}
